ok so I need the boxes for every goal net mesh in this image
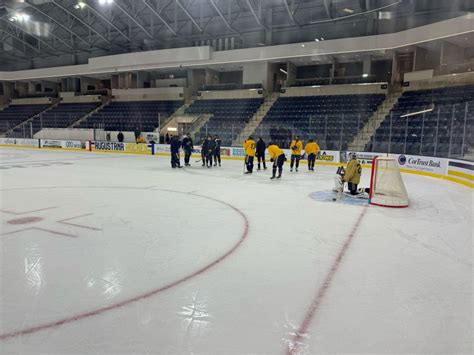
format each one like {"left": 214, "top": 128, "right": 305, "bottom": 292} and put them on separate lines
{"left": 370, "top": 157, "right": 409, "bottom": 207}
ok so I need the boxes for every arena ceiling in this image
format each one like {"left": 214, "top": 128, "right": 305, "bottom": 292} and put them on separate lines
{"left": 0, "top": 0, "right": 473, "bottom": 70}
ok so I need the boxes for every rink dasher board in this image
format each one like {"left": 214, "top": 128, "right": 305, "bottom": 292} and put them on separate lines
{"left": 0, "top": 139, "right": 472, "bottom": 188}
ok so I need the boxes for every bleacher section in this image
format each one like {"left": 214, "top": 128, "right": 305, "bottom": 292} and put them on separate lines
{"left": 25, "top": 103, "right": 100, "bottom": 134}
{"left": 187, "top": 98, "right": 263, "bottom": 145}
{"left": 256, "top": 94, "right": 385, "bottom": 150}
{"left": 371, "top": 85, "right": 474, "bottom": 157}
{"left": 78, "top": 100, "right": 183, "bottom": 132}
{"left": 0, "top": 104, "right": 50, "bottom": 133}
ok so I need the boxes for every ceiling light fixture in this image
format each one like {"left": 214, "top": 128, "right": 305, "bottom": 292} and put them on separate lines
{"left": 343, "top": 8, "right": 354, "bottom": 14}
{"left": 279, "top": 68, "right": 288, "bottom": 75}
{"left": 362, "top": 73, "right": 369, "bottom": 78}
{"left": 75, "top": 2, "right": 86, "bottom": 9}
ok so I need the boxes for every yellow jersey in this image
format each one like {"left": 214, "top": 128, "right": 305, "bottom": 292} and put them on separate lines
{"left": 304, "top": 142, "right": 320, "bottom": 155}
{"left": 267, "top": 145, "right": 284, "bottom": 160}
{"left": 243, "top": 139, "right": 256, "bottom": 157}
{"left": 344, "top": 159, "right": 362, "bottom": 184}
{"left": 290, "top": 140, "right": 303, "bottom": 155}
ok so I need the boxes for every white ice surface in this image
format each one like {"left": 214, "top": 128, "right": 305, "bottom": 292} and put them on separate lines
{"left": 0, "top": 148, "right": 472, "bottom": 354}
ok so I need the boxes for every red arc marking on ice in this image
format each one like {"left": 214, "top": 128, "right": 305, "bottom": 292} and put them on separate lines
{"left": 0, "top": 188, "right": 249, "bottom": 341}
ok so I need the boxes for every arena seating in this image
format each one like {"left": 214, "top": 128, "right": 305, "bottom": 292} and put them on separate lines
{"left": 256, "top": 94, "right": 385, "bottom": 149}
{"left": 371, "top": 85, "right": 474, "bottom": 157}
{"left": 187, "top": 98, "right": 263, "bottom": 145}
{"left": 24, "top": 102, "right": 100, "bottom": 134}
{"left": 78, "top": 100, "right": 183, "bottom": 132}
{"left": 0, "top": 104, "right": 50, "bottom": 133}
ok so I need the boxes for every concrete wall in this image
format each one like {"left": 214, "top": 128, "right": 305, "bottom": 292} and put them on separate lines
{"left": 112, "top": 87, "right": 184, "bottom": 101}
{"left": 403, "top": 71, "right": 474, "bottom": 91}
{"left": 242, "top": 62, "right": 269, "bottom": 89}
{"left": 11, "top": 97, "right": 53, "bottom": 105}
{"left": 61, "top": 95, "right": 102, "bottom": 104}
{"left": 155, "top": 78, "right": 187, "bottom": 87}
{"left": 282, "top": 83, "right": 388, "bottom": 96}
{"left": 198, "top": 89, "right": 263, "bottom": 100}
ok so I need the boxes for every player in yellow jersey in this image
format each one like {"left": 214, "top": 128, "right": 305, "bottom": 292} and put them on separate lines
{"left": 289, "top": 136, "right": 303, "bottom": 172}
{"left": 243, "top": 136, "right": 256, "bottom": 174}
{"left": 304, "top": 139, "right": 320, "bottom": 171}
{"left": 267, "top": 142, "right": 286, "bottom": 179}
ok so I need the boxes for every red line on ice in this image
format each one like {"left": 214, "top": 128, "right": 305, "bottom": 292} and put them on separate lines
{"left": 0, "top": 192, "right": 249, "bottom": 341}
{"left": 287, "top": 207, "right": 368, "bottom": 354}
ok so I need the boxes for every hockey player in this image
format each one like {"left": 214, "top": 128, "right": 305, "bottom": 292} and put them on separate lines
{"left": 181, "top": 134, "right": 194, "bottom": 166}
{"left": 206, "top": 135, "right": 215, "bottom": 168}
{"left": 170, "top": 135, "right": 182, "bottom": 168}
{"left": 304, "top": 139, "right": 320, "bottom": 171}
{"left": 333, "top": 166, "right": 345, "bottom": 201}
{"left": 213, "top": 135, "right": 222, "bottom": 166}
{"left": 243, "top": 136, "right": 256, "bottom": 174}
{"left": 290, "top": 136, "right": 303, "bottom": 172}
{"left": 267, "top": 142, "right": 286, "bottom": 179}
{"left": 200, "top": 137, "right": 207, "bottom": 166}
{"left": 343, "top": 152, "right": 362, "bottom": 195}
{"left": 256, "top": 137, "right": 267, "bottom": 170}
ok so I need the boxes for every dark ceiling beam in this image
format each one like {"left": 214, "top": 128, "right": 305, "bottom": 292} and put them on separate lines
{"left": 143, "top": 0, "right": 178, "bottom": 36}
{"left": 282, "top": 0, "right": 301, "bottom": 27}
{"left": 0, "top": 29, "right": 42, "bottom": 54}
{"left": 208, "top": 0, "right": 242, "bottom": 37}
{"left": 51, "top": 0, "right": 112, "bottom": 45}
{"left": 323, "top": 0, "right": 333, "bottom": 19}
{"left": 114, "top": 1, "right": 153, "bottom": 38}
{"left": 25, "top": 1, "right": 92, "bottom": 49}
{"left": 245, "top": 0, "right": 268, "bottom": 30}
{"left": 176, "top": 0, "right": 203, "bottom": 33}
{"left": 84, "top": 3, "right": 131, "bottom": 42}
{"left": 0, "top": 19, "right": 60, "bottom": 54}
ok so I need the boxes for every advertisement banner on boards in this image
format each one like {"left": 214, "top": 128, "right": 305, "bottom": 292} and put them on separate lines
{"left": 394, "top": 154, "right": 448, "bottom": 175}
{"left": 315, "top": 150, "right": 340, "bottom": 163}
{"left": 0, "top": 138, "right": 39, "bottom": 147}
{"left": 41, "top": 140, "right": 63, "bottom": 148}
{"left": 341, "top": 151, "right": 381, "bottom": 165}
{"left": 64, "top": 140, "right": 85, "bottom": 149}
{"left": 124, "top": 143, "right": 153, "bottom": 155}
{"left": 91, "top": 141, "right": 125, "bottom": 152}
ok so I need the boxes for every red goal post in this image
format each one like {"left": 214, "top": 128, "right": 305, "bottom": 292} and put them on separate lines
{"left": 369, "top": 156, "right": 409, "bottom": 208}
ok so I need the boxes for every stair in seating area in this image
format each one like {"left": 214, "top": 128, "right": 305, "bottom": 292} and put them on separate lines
{"left": 157, "top": 98, "right": 195, "bottom": 135}
{"left": 187, "top": 114, "right": 214, "bottom": 138}
{"left": 348, "top": 91, "right": 402, "bottom": 151}
{"left": 71, "top": 99, "right": 110, "bottom": 128}
{"left": 232, "top": 93, "right": 279, "bottom": 145}
{"left": 6, "top": 102, "right": 57, "bottom": 137}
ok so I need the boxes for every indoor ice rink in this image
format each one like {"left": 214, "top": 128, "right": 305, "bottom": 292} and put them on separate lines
{"left": 1, "top": 0, "right": 474, "bottom": 354}
{"left": 0, "top": 148, "right": 472, "bottom": 354}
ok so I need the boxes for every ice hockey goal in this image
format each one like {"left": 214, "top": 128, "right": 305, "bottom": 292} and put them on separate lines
{"left": 369, "top": 157, "right": 409, "bottom": 208}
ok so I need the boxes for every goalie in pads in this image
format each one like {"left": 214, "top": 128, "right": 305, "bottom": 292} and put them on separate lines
{"left": 333, "top": 153, "right": 370, "bottom": 201}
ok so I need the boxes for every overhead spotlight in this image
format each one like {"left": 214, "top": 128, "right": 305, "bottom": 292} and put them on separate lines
{"left": 98, "top": 0, "right": 114, "bottom": 4}
{"left": 13, "top": 13, "right": 30, "bottom": 22}
{"left": 320, "top": 37, "right": 324, "bottom": 41}
{"left": 362, "top": 73, "right": 369, "bottom": 78}
{"left": 75, "top": 2, "right": 86, "bottom": 9}
{"left": 315, "top": 38, "right": 320, "bottom": 42}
